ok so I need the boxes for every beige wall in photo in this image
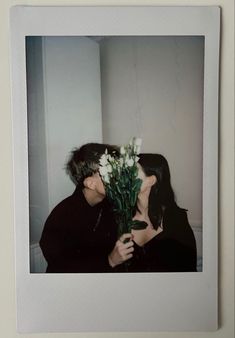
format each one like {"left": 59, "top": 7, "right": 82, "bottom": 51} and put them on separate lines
{"left": 0, "top": 1, "right": 234, "bottom": 338}
{"left": 100, "top": 36, "right": 203, "bottom": 228}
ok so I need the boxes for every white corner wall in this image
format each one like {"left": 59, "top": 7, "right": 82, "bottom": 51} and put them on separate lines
{"left": 100, "top": 36, "right": 204, "bottom": 229}
{"left": 27, "top": 36, "right": 103, "bottom": 244}
{"left": 43, "top": 36, "right": 103, "bottom": 211}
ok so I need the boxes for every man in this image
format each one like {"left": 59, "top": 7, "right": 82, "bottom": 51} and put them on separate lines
{"left": 40, "top": 143, "right": 134, "bottom": 273}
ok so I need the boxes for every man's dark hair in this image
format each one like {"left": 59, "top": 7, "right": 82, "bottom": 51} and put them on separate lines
{"left": 66, "top": 143, "right": 119, "bottom": 187}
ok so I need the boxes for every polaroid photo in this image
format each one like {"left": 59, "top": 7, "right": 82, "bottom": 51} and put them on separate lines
{"left": 10, "top": 5, "right": 220, "bottom": 333}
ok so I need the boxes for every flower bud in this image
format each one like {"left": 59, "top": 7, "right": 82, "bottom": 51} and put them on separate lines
{"left": 120, "top": 146, "right": 125, "bottom": 155}
{"left": 126, "top": 158, "right": 134, "bottom": 167}
{"left": 134, "top": 138, "right": 142, "bottom": 146}
{"left": 135, "top": 145, "right": 141, "bottom": 155}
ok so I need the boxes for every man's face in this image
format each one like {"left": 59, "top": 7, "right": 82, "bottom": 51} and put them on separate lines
{"left": 93, "top": 172, "right": 106, "bottom": 196}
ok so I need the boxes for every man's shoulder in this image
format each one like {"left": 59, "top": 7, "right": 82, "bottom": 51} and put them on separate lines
{"left": 47, "top": 192, "right": 77, "bottom": 218}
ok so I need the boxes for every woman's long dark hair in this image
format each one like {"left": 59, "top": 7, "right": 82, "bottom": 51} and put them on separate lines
{"left": 138, "top": 153, "right": 177, "bottom": 230}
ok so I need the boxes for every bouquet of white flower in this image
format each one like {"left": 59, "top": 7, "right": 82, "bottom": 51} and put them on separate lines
{"left": 99, "top": 137, "right": 147, "bottom": 237}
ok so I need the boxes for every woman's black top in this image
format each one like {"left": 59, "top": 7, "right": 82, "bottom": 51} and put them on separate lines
{"left": 39, "top": 187, "right": 117, "bottom": 273}
{"left": 116, "top": 205, "right": 197, "bottom": 273}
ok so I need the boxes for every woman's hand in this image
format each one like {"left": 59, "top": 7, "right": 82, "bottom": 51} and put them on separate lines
{"left": 108, "top": 233, "right": 134, "bottom": 268}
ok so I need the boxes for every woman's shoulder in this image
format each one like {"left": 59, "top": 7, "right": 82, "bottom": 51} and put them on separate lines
{"left": 164, "top": 204, "right": 192, "bottom": 233}
{"left": 165, "top": 204, "right": 188, "bottom": 220}
{"left": 165, "top": 204, "right": 197, "bottom": 239}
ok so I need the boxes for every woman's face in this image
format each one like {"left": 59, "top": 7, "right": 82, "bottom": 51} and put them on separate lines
{"left": 137, "top": 164, "right": 156, "bottom": 193}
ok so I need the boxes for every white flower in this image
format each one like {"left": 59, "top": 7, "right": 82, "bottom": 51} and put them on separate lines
{"left": 99, "top": 166, "right": 108, "bottom": 177}
{"left": 135, "top": 145, "right": 141, "bottom": 155}
{"left": 103, "top": 174, "right": 110, "bottom": 183}
{"left": 106, "top": 164, "right": 112, "bottom": 173}
{"left": 134, "top": 156, "right": 140, "bottom": 162}
{"left": 120, "top": 146, "right": 125, "bottom": 155}
{"left": 99, "top": 154, "right": 108, "bottom": 166}
{"left": 126, "top": 158, "right": 134, "bottom": 167}
{"left": 134, "top": 138, "right": 142, "bottom": 146}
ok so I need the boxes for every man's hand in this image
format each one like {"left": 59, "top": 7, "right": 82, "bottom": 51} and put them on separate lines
{"left": 108, "top": 233, "right": 134, "bottom": 268}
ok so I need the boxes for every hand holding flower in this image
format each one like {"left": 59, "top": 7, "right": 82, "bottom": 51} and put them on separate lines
{"left": 108, "top": 233, "right": 134, "bottom": 268}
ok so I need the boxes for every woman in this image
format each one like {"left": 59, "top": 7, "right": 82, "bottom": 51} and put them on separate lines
{"left": 128, "top": 153, "right": 197, "bottom": 272}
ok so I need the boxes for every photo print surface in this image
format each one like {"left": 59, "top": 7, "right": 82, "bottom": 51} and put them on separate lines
{"left": 26, "top": 36, "right": 204, "bottom": 274}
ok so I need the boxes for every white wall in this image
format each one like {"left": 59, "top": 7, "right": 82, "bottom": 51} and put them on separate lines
{"left": 100, "top": 36, "right": 204, "bottom": 228}
{"left": 27, "top": 36, "right": 103, "bottom": 244}
{"left": 26, "top": 37, "right": 50, "bottom": 244}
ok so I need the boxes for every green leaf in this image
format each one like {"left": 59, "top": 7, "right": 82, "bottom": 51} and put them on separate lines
{"left": 116, "top": 184, "right": 122, "bottom": 194}
{"left": 131, "top": 220, "right": 148, "bottom": 230}
{"left": 135, "top": 178, "right": 142, "bottom": 191}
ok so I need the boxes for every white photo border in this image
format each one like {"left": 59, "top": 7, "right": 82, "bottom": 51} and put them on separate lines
{"left": 10, "top": 6, "right": 220, "bottom": 333}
